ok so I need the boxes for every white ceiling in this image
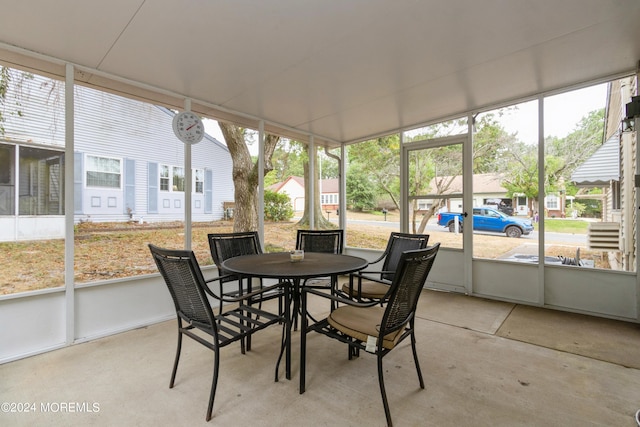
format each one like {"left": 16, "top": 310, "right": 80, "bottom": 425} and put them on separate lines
{"left": 0, "top": 0, "right": 638, "bottom": 145}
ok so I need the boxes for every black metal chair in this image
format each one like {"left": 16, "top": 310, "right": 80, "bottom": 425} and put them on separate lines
{"left": 207, "top": 231, "right": 283, "bottom": 316}
{"left": 296, "top": 228, "right": 344, "bottom": 256}
{"left": 342, "top": 232, "right": 429, "bottom": 302}
{"left": 295, "top": 229, "right": 344, "bottom": 290}
{"left": 149, "top": 244, "right": 289, "bottom": 422}
{"left": 300, "top": 244, "right": 440, "bottom": 427}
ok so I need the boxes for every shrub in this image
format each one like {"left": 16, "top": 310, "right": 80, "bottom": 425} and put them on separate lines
{"left": 264, "top": 190, "right": 294, "bottom": 221}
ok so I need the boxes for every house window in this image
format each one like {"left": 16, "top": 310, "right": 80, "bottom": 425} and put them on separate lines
{"left": 160, "top": 165, "right": 190, "bottom": 192}
{"left": 0, "top": 144, "right": 15, "bottom": 215}
{"left": 160, "top": 165, "right": 170, "bottom": 191}
{"left": 86, "top": 155, "right": 121, "bottom": 188}
{"left": 546, "top": 195, "right": 559, "bottom": 210}
{"left": 194, "top": 168, "right": 204, "bottom": 194}
{"left": 321, "top": 194, "right": 338, "bottom": 204}
{"left": 612, "top": 181, "right": 620, "bottom": 210}
{"left": 173, "top": 167, "right": 185, "bottom": 192}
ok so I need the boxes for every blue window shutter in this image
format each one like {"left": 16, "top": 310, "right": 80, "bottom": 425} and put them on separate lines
{"left": 124, "top": 158, "right": 135, "bottom": 215}
{"left": 74, "top": 152, "right": 83, "bottom": 214}
{"left": 204, "top": 169, "right": 213, "bottom": 214}
{"left": 148, "top": 162, "right": 158, "bottom": 214}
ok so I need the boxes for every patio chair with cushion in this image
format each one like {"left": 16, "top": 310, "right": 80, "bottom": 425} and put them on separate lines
{"left": 300, "top": 244, "right": 440, "bottom": 427}
{"left": 342, "top": 232, "right": 429, "bottom": 302}
{"left": 149, "top": 244, "right": 289, "bottom": 422}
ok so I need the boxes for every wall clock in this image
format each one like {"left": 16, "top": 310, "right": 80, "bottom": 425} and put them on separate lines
{"left": 172, "top": 111, "right": 204, "bottom": 144}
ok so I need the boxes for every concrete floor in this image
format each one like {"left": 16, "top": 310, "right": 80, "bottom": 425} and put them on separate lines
{"left": 2, "top": 290, "right": 640, "bottom": 426}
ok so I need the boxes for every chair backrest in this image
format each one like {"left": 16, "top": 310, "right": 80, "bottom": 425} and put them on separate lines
{"left": 296, "top": 229, "right": 344, "bottom": 254}
{"left": 207, "top": 231, "right": 262, "bottom": 280}
{"left": 149, "top": 244, "right": 216, "bottom": 329}
{"left": 380, "top": 243, "right": 440, "bottom": 337}
{"left": 379, "top": 232, "right": 430, "bottom": 281}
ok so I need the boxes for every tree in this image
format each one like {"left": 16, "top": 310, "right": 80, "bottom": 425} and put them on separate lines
{"left": 499, "top": 108, "right": 604, "bottom": 215}
{"left": 218, "top": 123, "right": 280, "bottom": 232}
{"left": 347, "top": 135, "right": 401, "bottom": 209}
{"left": 297, "top": 148, "right": 333, "bottom": 229}
{"left": 0, "top": 67, "right": 34, "bottom": 135}
{"left": 411, "top": 145, "right": 461, "bottom": 233}
{"left": 265, "top": 139, "right": 306, "bottom": 187}
{"left": 346, "top": 164, "right": 377, "bottom": 211}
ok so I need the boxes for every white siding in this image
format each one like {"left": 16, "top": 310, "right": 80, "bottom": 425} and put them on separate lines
{"left": 1, "top": 72, "right": 65, "bottom": 147}
{"left": 1, "top": 71, "right": 234, "bottom": 230}
{"left": 73, "top": 85, "right": 233, "bottom": 222}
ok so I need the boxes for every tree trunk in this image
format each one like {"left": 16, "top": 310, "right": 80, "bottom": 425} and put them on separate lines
{"left": 297, "top": 155, "right": 333, "bottom": 229}
{"left": 218, "top": 123, "right": 279, "bottom": 232}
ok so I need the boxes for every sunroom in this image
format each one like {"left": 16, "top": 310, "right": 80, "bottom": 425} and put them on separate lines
{"left": 1, "top": 1, "right": 640, "bottom": 424}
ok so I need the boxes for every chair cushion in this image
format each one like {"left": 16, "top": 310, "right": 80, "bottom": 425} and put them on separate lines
{"left": 341, "top": 279, "right": 390, "bottom": 299}
{"left": 327, "top": 305, "right": 404, "bottom": 350}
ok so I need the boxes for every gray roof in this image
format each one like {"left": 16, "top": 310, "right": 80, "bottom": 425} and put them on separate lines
{"left": 571, "top": 135, "right": 619, "bottom": 187}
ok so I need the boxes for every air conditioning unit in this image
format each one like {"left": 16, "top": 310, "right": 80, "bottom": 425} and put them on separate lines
{"left": 587, "top": 222, "right": 621, "bottom": 251}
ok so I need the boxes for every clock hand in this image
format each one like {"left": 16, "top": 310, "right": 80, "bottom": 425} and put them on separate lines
{"left": 186, "top": 123, "right": 197, "bottom": 131}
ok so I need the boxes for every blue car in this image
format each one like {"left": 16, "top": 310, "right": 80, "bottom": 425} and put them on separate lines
{"left": 437, "top": 207, "right": 534, "bottom": 238}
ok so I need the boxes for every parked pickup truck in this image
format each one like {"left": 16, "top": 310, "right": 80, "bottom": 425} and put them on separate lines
{"left": 437, "top": 207, "right": 534, "bottom": 238}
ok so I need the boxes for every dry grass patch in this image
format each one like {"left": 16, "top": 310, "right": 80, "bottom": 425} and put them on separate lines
{"left": 1, "top": 216, "right": 604, "bottom": 295}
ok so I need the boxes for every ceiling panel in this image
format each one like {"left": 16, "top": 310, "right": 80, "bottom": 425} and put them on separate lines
{"left": 0, "top": 0, "right": 638, "bottom": 144}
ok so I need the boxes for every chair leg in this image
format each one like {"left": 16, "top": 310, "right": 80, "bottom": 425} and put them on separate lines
{"left": 275, "top": 320, "right": 286, "bottom": 382}
{"left": 410, "top": 330, "right": 425, "bottom": 389}
{"left": 206, "top": 349, "right": 221, "bottom": 422}
{"left": 377, "top": 354, "right": 393, "bottom": 427}
{"left": 170, "top": 328, "right": 183, "bottom": 388}
{"left": 299, "top": 288, "right": 309, "bottom": 393}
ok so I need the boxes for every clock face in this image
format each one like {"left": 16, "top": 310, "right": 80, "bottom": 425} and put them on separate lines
{"left": 172, "top": 111, "right": 204, "bottom": 144}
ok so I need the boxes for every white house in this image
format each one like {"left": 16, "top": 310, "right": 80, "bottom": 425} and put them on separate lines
{"left": 270, "top": 176, "right": 339, "bottom": 212}
{"left": 0, "top": 73, "right": 233, "bottom": 242}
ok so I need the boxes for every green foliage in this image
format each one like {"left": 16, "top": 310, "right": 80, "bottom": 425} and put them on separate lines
{"left": 473, "top": 112, "right": 519, "bottom": 173}
{"left": 347, "top": 135, "right": 400, "bottom": 208}
{"left": 346, "top": 164, "right": 377, "bottom": 211}
{"left": 575, "top": 198, "right": 602, "bottom": 218}
{"left": 263, "top": 189, "right": 294, "bottom": 221}
{"left": 267, "top": 140, "right": 307, "bottom": 185}
{"left": 565, "top": 201, "right": 586, "bottom": 218}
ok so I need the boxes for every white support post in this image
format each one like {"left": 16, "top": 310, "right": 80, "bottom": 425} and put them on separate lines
{"left": 338, "top": 145, "right": 347, "bottom": 236}
{"left": 537, "top": 95, "right": 545, "bottom": 306}
{"left": 308, "top": 136, "right": 315, "bottom": 229}
{"left": 64, "top": 63, "right": 75, "bottom": 345}
{"left": 184, "top": 99, "right": 192, "bottom": 249}
{"left": 463, "top": 114, "right": 474, "bottom": 294}
{"left": 258, "top": 121, "right": 265, "bottom": 248}
{"left": 399, "top": 132, "right": 408, "bottom": 233}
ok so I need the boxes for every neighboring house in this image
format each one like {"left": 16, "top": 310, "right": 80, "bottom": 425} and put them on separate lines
{"left": 425, "top": 173, "right": 523, "bottom": 215}
{"left": 570, "top": 134, "right": 620, "bottom": 219}
{"left": 571, "top": 76, "right": 637, "bottom": 271}
{"left": 0, "top": 74, "right": 233, "bottom": 242}
{"left": 270, "top": 176, "right": 339, "bottom": 212}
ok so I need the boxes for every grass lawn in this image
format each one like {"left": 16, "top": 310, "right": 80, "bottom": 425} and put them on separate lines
{"left": 536, "top": 218, "right": 589, "bottom": 234}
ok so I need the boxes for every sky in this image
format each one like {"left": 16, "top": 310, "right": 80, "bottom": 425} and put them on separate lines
{"left": 499, "top": 83, "right": 608, "bottom": 145}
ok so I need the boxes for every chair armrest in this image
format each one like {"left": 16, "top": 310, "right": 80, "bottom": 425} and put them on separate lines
{"left": 350, "top": 271, "right": 393, "bottom": 284}
{"left": 303, "top": 287, "right": 379, "bottom": 308}
{"left": 202, "top": 277, "right": 283, "bottom": 303}
{"left": 366, "top": 253, "right": 387, "bottom": 266}
{"left": 204, "top": 273, "right": 234, "bottom": 284}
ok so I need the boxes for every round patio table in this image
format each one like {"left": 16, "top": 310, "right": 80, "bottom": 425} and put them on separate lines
{"left": 221, "top": 252, "right": 368, "bottom": 379}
